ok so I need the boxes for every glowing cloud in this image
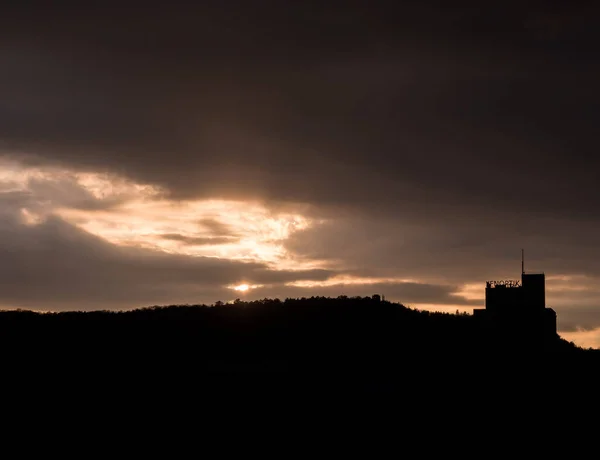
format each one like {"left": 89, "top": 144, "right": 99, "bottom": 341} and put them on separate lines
{"left": 0, "top": 160, "right": 317, "bottom": 271}
{"left": 57, "top": 198, "right": 314, "bottom": 268}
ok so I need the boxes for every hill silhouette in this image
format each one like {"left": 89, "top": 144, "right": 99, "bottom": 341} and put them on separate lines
{"left": 1, "top": 296, "right": 597, "bottom": 372}
{"left": 3, "top": 295, "right": 598, "bottom": 416}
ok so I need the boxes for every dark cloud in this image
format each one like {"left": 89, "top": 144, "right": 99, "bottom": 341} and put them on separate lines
{"left": 0, "top": 1, "right": 597, "bottom": 222}
{"left": 284, "top": 213, "right": 600, "bottom": 283}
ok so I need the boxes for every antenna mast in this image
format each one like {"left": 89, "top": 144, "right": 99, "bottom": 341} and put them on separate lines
{"left": 521, "top": 249, "right": 525, "bottom": 275}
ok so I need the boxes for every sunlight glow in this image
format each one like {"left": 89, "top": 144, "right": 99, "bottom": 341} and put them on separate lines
{"left": 230, "top": 283, "right": 262, "bottom": 292}
{"left": 20, "top": 208, "right": 45, "bottom": 226}
{"left": 411, "top": 304, "right": 475, "bottom": 314}
{"left": 560, "top": 327, "right": 600, "bottom": 349}
{"left": 451, "top": 282, "right": 485, "bottom": 301}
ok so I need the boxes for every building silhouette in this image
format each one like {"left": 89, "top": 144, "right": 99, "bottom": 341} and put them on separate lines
{"left": 473, "top": 251, "right": 557, "bottom": 340}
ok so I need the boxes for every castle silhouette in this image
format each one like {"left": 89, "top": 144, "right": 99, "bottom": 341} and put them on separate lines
{"left": 473, "top": 251, "right": 557, "bottom": 339}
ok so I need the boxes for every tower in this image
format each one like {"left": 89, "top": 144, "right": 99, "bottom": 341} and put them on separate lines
{"left": 474, "top": 250, "right": 556, "bottom": 338}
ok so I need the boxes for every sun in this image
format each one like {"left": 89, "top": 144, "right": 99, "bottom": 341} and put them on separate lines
{"left": 234, "top": 284, "right": 250, "bottom": 292}
{"left": 230, "top": 283, "right": 263, "bottom": 293}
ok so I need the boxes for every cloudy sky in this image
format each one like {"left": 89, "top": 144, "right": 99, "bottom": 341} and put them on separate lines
{"left": 1, "top": 1, "right": 599, "bottom": 347}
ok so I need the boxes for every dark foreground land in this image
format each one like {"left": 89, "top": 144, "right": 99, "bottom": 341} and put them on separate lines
{"left": 1, "top": 296, "right": 597, "bottom": 376}
{"left": 4, "top": 297, "right": 591, "bottom": 441}
{"left": 1, "top": 296, "right": 598, "bottom": 417}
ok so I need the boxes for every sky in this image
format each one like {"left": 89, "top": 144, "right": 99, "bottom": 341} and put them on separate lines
{"left": 1, "top": 1, "right": 599, "bottom": 348}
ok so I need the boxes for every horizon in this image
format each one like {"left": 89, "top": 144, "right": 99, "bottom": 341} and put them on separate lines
{"left": 1, "top": 2, "right": 599, "bottom": 349}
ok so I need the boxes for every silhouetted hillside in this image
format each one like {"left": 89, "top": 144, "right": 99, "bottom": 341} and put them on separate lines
{"left": 3, "top": 295, "right": 598, "bottom": 413}
{"left": 1, "top": 296, "right": 596, "bottom": 373}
